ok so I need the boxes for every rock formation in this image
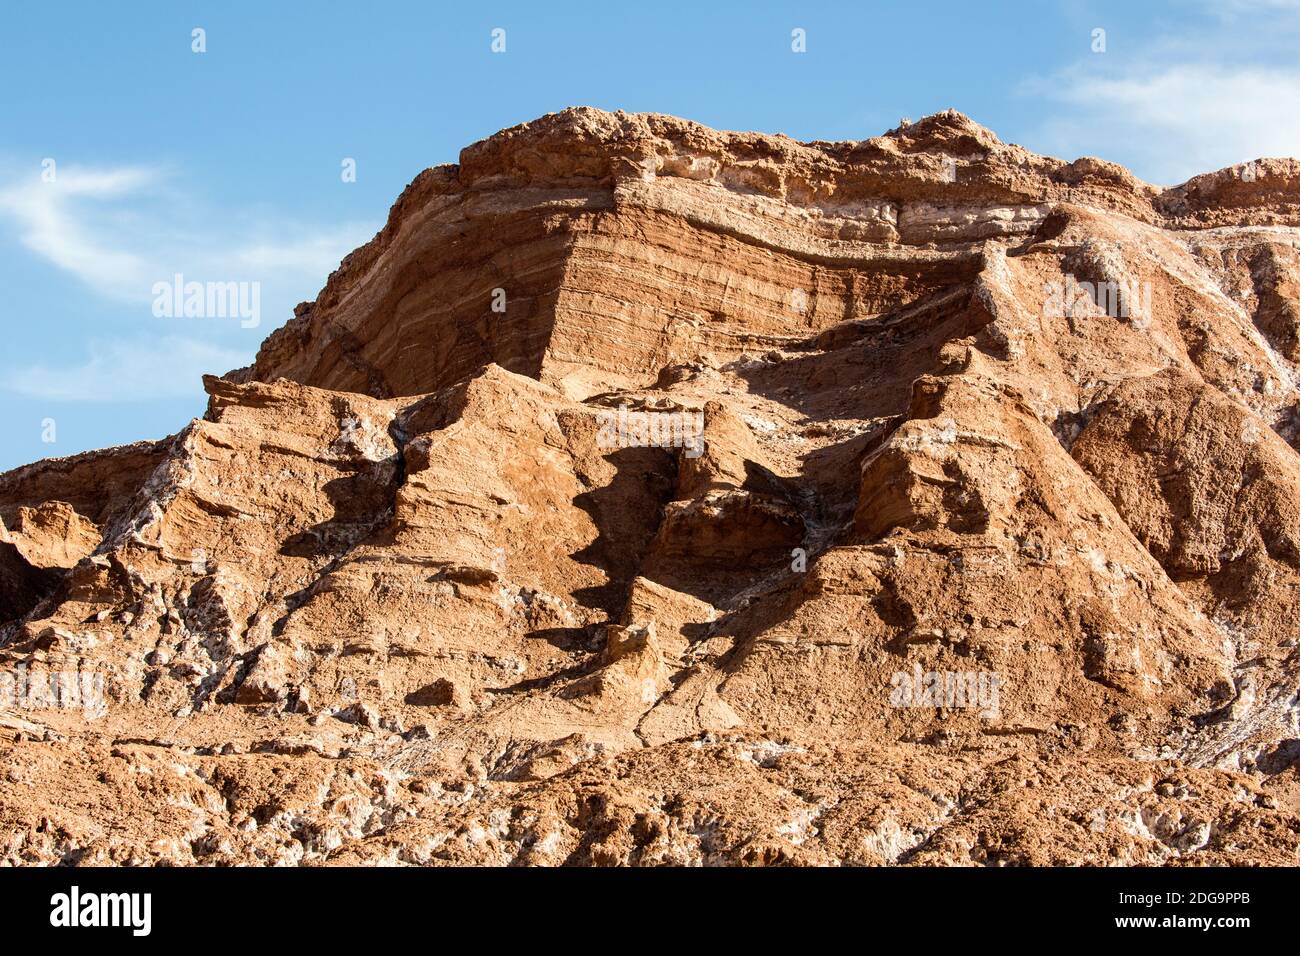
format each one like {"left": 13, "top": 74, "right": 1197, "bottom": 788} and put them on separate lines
{"left": 2, "top": 108, "right": 1298, "bottom": 865}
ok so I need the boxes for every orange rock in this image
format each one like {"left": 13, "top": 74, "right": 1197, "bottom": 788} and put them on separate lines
{"left": 1, "top": 109, "right": 1299, "bottom": 866}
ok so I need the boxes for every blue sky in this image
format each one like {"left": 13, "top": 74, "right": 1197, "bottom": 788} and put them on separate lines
{"left": 2, "top": 0, "right": 1298, "bottom": 469}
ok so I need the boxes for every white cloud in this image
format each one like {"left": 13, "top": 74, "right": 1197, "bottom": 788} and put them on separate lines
{"left": 1021, "top": 1, "right": 1300, "bottom": 186}
{"left": 0, "top": 161, "right": 378, "bottom": 406}
{"left": 1030, "top": 63, "right": 1300, "bottom": 185}
{"left": 233, "top": 233, "right": 367, "bottom": 276}
{"left": 1204, "top": 0, "right": 1300, "bottom": 14}
{"left": 0, "top": 166, "right": 156, "bottom": 299}
{"left": 3, "top": 336, "right": 250, "bottom": 403}
{"left": 0, "top": 162, "right": 375, "bottom": 306}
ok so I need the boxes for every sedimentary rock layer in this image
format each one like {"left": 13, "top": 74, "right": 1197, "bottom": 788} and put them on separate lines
{"left": 1, "top": 109, "right": 1298, "bottom": 866}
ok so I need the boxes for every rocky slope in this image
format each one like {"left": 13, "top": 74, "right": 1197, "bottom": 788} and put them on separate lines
{"left": 1, "top": 108, "right": 1298, "bottom": 866}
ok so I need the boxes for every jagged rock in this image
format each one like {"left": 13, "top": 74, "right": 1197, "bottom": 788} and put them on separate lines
{"left": 1, "top": 109, "right": 1299, "bottom": 866}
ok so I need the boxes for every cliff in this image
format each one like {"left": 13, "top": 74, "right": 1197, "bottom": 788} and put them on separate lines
{"left": 1, "top": 109, "right": 1298, "bottom": 866}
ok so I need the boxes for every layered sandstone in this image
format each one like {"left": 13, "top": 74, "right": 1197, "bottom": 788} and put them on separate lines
{"left": 1, "top": 108, "right": 1298, "bottom": 866}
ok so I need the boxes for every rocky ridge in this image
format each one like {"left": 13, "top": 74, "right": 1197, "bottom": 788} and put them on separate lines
{"left": 1, "top": 108, "right": 1298, "bottom": 866}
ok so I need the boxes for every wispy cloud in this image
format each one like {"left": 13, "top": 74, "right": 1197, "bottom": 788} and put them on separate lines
{"left": 0, "top": 162, "right": 375, "bottom": 306}
{"left": 1203, "top": 0, "right": 1300, "bottom": 15}
{"left": 0, "top": 165, "right": 156, "bottom": 299}
{"left": 0, "top": 161, "right": 378, "bottom": 406}
{"left": 233, "top": 234, "right": 367, "bottom": 277}
{"left": 1022, "top": 4, "right": 1300, "bottom": 185}
{"left": 1029, "top": 63, "right": 1300, "bottom": 185}
{"left": 4, "top": 336, "right": 249, "bottom": 402}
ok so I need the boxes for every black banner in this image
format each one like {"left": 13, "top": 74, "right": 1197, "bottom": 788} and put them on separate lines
{"left": 0, "top": 865, "right": 1285, "bottom": 942}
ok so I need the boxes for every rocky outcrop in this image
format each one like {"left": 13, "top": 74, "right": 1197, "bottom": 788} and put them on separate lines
{"left": 1, "top": 109, "right": 1299, "bottom": 866}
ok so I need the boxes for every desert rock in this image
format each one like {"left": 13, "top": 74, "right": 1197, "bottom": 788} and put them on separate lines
{"left": 2, "top": 108, "right": 1299, "bottom": 866}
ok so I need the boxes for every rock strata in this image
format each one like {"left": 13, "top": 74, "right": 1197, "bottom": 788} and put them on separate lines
{"left": 2, "top": 108, "right": 1299, "bottom": 866}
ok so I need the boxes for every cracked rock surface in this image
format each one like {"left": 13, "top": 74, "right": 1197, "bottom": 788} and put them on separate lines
{"left": 2, "top": 108, "right": 1299, "bottom": 866}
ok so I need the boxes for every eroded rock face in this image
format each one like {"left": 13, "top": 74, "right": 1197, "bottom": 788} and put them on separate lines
{"left": 2, "top": 108, "right": 1299, "bottom": 866}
